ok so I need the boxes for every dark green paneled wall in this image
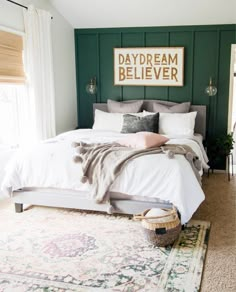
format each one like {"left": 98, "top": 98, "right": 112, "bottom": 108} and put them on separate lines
{"left": 75, "top": 24, "right": 236, "bottom": 140}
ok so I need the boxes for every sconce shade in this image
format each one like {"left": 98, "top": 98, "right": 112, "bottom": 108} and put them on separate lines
{"left": 86, "top": 77, "right": 97, "bottom": 95}
{"left": 205, "top": 77, "right": 217, "bottom": 96}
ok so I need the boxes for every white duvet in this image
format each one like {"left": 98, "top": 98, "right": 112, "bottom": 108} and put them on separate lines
{"left": 1, "top": 129, "right": 209, "bottom": 223}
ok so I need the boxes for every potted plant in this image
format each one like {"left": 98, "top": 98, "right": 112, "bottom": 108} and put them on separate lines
{"left": 207, "top": 133, "right": 235, "bottom": 169}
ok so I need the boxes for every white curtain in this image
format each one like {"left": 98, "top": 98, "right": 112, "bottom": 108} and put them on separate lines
{"left": 23, "top": 5, "right": 56, "bottom": 141}
{"left": 0, "top": 84, "right": 36, "bottom": 146}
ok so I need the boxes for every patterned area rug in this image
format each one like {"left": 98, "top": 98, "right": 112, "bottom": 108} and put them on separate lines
{"left": 0, "top": 205, "right": 210, "bottom": 292}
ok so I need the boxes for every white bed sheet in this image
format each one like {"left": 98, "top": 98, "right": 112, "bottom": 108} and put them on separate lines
{"left": 1, "top": 129, "right": 209, "bottom": 223}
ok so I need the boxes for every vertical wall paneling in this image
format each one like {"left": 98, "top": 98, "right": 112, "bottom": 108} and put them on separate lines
{"left": 212, "top": 30, "right": 221, "bottom": 136}
{"left": 192, "top": 31, "right": 218, "bottom": 105}
{"left": 96, "top": 33, "right": 101, "bottom": 103}
{"left": 145, "top": 32, "right": 169, "bottom": 99}
{"left": 121, "top": 33, "right": 145, "bottom": 100}
{"left": 169, "top": 31, "right": 192, "bottom": 103}
{"left": 99, "top": 33, "right": 121, "bottom": 102}
{"left": 190, "top": 31, "right": 195, "bottom": 104}
{"left": 76, "top": 33, "right": 98, "bottom": 128}
{"left": 74, "top": 30, "right": 80, "bottom": 127}
{"left": 75, "top": 25, "right": 236, "bottom": 141}
{"left": 145, "top": 32, "right": 169, "bottom": 47}
{"left": 192, "top": 31, "right": 218, "bottom": 138}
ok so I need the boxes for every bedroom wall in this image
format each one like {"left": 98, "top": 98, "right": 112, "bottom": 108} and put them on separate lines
{"left": 75, "top": 24, "right": 236, "bottom": 141}
{"left": 0, "top": 0, "right": 77, "bottom": 134}
{"left": 50, "top": 0, "right": 236, "bottom": 28}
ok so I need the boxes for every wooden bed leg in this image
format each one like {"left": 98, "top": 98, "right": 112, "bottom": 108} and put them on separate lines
{"left": 15, "top": 203, "right": 23, "bottom": 213}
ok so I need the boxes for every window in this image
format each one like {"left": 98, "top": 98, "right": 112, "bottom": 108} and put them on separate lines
{"left": 0, "top": 84, "right": 30, "bottom": 146}
{"left": 0, "top": 30, "right": 25, "bottom": 83}
{"left": 0, "top": 30, "right": 32, "bottom": 146}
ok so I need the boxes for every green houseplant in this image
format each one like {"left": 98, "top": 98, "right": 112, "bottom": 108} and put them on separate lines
{"left": 207, "top": 133, "right": 235, "bottom": 169}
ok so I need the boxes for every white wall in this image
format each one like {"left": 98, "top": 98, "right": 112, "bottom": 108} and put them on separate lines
{"left": 0, "top": 0, "right": 25, "bottom": 31}
{"left": 50, "top": 0, "right": 236, "bottom": 28}
{"left": 0, "top": 0, "right": 77, "bottom": 134}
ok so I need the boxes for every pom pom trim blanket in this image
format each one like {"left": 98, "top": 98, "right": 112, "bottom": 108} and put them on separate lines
{"left": 73, "top": 142, "right": 201, "bottom": 204}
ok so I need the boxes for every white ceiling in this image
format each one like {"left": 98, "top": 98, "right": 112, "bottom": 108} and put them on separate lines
{"left": 50, "top": 0, "right": 236, "bottom": 28}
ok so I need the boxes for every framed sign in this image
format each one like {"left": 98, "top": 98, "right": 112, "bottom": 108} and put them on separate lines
{"left": 114, "top": 47, "right": 184, "bottom": 86}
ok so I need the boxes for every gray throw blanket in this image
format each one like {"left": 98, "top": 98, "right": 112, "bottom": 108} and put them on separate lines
{"left": 72, "top": 142, "right": 202, "bottom": 203}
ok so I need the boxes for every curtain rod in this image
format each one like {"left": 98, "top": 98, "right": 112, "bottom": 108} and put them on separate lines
{"left": 6, "top": 0, "right": 27, "bottom": 10}
{"left": 6, "top": 0, "right": 53, "bottom": 19}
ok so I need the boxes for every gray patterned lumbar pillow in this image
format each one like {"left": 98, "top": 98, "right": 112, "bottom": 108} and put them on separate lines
{"left": 121, "top": 113, "right": 159, "bottom": 133}
{"left": 152, "top": 101, "right": 190, "bottom": 113}
{"left": 107, "top": 99, "right": 143, "bottom": 113}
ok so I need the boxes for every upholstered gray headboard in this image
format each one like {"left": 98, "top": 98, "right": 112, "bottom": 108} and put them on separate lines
{"left": 93, "top": 100, "right": 206, "bottom": 138}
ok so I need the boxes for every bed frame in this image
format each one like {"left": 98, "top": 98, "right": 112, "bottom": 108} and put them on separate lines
{"left": 12, "top": 100, "right": 206, "bottom": 215}
{"left": 13, "top": 189, "right": 173, "bottom": 215}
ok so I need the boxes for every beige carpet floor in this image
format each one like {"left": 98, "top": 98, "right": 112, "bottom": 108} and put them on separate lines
{"left": 193, "top": 173, "right": 236, "bottom": 292}
{"left": 0, "top": 173, "right": 235, "bottom": 291}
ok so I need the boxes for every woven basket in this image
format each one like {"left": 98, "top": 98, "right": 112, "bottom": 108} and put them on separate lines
{"left": 133, "top": 207, "right": 181, "bottom": 247}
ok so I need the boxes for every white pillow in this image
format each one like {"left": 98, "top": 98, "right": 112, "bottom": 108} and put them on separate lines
{"left": 92, "top": 109, "right": 143, "bottom": 132}
{"left": 159, "top": 112, "right": 197, "bottom": 136}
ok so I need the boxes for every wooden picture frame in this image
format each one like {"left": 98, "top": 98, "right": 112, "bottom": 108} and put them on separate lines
{"left": 114, "top": 47, "right": 184, "bottom": 86}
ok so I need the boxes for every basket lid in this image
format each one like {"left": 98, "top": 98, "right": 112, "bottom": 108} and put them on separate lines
{"left": 145, "top": 208, "right": 175, "bottom": 223}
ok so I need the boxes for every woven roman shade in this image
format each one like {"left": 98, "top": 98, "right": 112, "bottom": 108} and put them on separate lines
{"left": 0, "top": 30, "right": 25, "bottom": 83}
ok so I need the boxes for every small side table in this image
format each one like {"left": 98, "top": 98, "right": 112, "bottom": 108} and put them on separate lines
{"left": 227, "top": 152, "right": 234, "bottom": 181}
{"left": 207, "top": 153, "right": 234, "bottom": 181}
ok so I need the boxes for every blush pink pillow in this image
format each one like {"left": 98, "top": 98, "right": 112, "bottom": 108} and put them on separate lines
{"left": 117, "top": 132, "right": 169, "bottom": 149}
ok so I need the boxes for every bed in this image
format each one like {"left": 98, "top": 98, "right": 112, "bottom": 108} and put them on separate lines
{"left": 1, "top": 100, "right": 208, "bottom": 224}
